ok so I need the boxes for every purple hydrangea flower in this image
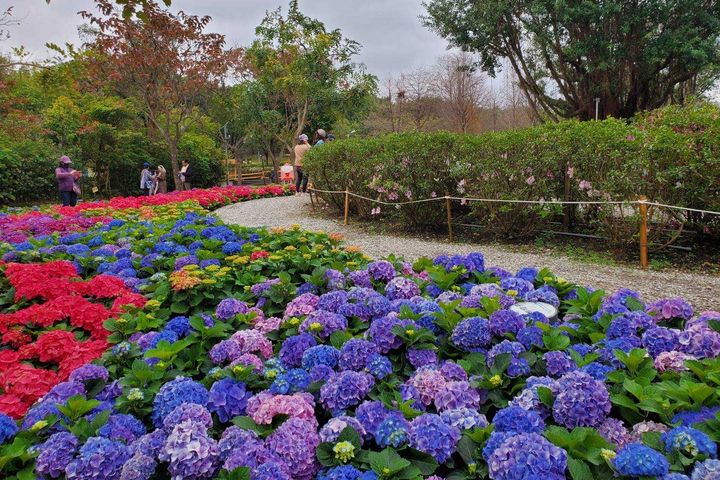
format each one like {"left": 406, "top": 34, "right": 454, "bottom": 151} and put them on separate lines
{"left": 489, "top": 309, "right": 525, "bottom": 336}
{"left": 119, "top": 454, "right": 156, "bottom": 480}
{"left": 98, "top": 413, "right": 146, "bottom": 443}
{"left": 440, "top": 408, "right": 488, "bottom": 430}
{"left": 367, "top": 261, "right": 396, "bottom": 282}
{"left": 348, "top": 270, "right": 372, "bottom": 288}
{"left": 488, "top": 433, "right": 567, "bottom": 480}
{"left": 69, "top": 364, "right": 109, "bottom": 384}
{"left": 598, "top": 418, "right": 632, "bottom": 448}
{"left": 279, "top": 333, "right": 317, "bottom": 368}
{"left": 375, "top": 413, "right": 410, "bottom": 448}
{"left": 320, "top": 371, "right": 375, "bottom": 413}
{"left": 543, "top": 351, "right": 576, "bottom": 377}
{"left": 692, "top": 459, "right": 720, "bottom": 479}
{"left": 264, "top": 418, "right": 320, "bottom": 480}
{"left": 215, "top": 298, "right": 250, "bottom": 321}
{"left": 648, "top": 298, "right": 693, "bottom": 321}
{"left": 300, "top": 310, "right": 348, "bottom": 339}
{"left": 407, "top": 348, "right": 438, "bottom": 369}
{"left": 434, "top": 381, "right": 482, "bottom": 411}
{"left": 151, "top": 377, "right": 209, "bottom": 427}
{"left": 35, "top": 432, "right": 79, "bottom": 478}
{"left": 642, "top": 327, "right": 680, "bottom": 358}
{"left": 451, "top": 317, "right": 492, "bottom": 352}
{"left": 317, "top": 291, "right": 349, "bottom": 313}
{"left": 319, "top": 416, "right": 367, "bottom": 444}
{"left": 159, "top": 420, "right": 219, "bottom": 479}
{"left": 408, "top": 414, "right": 461, "bottom": 463}
{"left": 163, "top": 404, "right": 213, "bottom": 432}
{"left": 65, "top": 437, "right": 131, "bottom": 480}
{"left": 339, "top": 339, "right": 379, "bottom": 371}
{"left": 553, "top": 371, "right": 611, "bottom": 428}
{"left": 355, "top": 401, "right": 391, "bottom": 437}
{"left": 385, "top": 277, "right": 421, "bottom": 301}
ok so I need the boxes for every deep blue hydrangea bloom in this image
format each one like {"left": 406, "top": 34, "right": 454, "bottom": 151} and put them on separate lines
{"left": 581, "top": 362, "right": 615, "bottom": 380}
{"left": 208, "top": 378, "right": 251, "bottom": 423}
{"left": 0, "top": 413, "right": 18, "bottom": 444}
{"left": 317, "top": 465, "right": 364, "bottom": 480}
{"left": 507, "top": 357, "right": 531, "bottom": 377}
{"left": 149, "top": 328, "right": 178, "bottom": 349}
{"left": 339, "top": 339, "right": 379, "bottom": 371}
{"left": 98, "top": 414, "right": 146, "bottom": 443}
{"left": 35, "top": 432, "right": 79, "bottom": 478}
{"left": 452, "top": 316, "right": 492, "bottom": 352}
{"left": 200, "top": 259, "right": 221, "bottom": 269}
{"left": 366, "top": 353, "right": 393, "bottom": 379}
{"left": 279, "top": 333, "right": 317, "bottom": 368}
{"left": 165, "top": 316, "right": 192, "bottom": 337}
{"left": 151, "top": 376, "right": 209, "bottom": 427}
{"left": 302, "top": 345, "right": 341, "bottom": 370}
{"left": 516, "top": 267, "right": 538, "bottom": 283}
{"left": 517, "top": 326, "right": 544, "bottom": 350}
{"left": 487, "top": 433, "right": 567, "bottom": 480}
{"left": 65, "top": 436, "right": 131, "bottom": 480}
{"left": 222, "top": 241, "right": 245, "bottom": 255}
{"left": 642, "top": 327, "right": 680, "bottom": 358}
{"left": 570, "top": 343, "right": 595, "bottom": 357}
{"left": 493, "top": 406, "right": 545, "bottom": 434}
{"left": 374, "top": 413, "right": 410, "bottom": 448}
{"left": 662, "top": 427, "right": 718, "bottom": 458}
{"left": 489, "top": 309, "right": 525, "bottom": 336}
{"left": 673, "top": 406, "right": 720, "bottom": 427}
{"left": 425, "top": 283, "right": 443, "bottom": 298}
{"left": 408, "top": 414, "right": 461, "bottom": 463}
{"left": 614, "top": 444, "right": 669, "bottom": 478}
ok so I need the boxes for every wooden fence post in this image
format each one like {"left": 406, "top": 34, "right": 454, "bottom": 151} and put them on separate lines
{"left": 309, "top": 188, "right": 316, "bottom": 212}
{"left": 446, "top": 196, "right": 453, "bottom": 243}
{"left": 344, "top": 189, "right": 350, "bottom": 225}
{"left": 639, "top": 196, "right": 649, "bottom": 269}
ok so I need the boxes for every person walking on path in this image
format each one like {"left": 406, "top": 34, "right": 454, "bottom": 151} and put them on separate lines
{"left": 179, "top": 160, "right": 193, "bottom": 190}
{"left": 154, "top": 164, "right": 167, "bottom": 194}
{"left": 294, "top": 134, "right": 311, "bottom": 194}
{"left": 140, "top": 162, "right": 154, "bottom": 196}
{"left": 56, "top": 155, "right": 82, "bottom": 207}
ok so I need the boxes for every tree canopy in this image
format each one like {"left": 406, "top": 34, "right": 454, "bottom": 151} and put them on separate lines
{"left": 423, "top": 0, "right": 720, "bottom": 120}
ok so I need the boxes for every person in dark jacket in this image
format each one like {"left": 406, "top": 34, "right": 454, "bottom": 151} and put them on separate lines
{"left": 55, "top": 156, "right": 81, "bottom": 207}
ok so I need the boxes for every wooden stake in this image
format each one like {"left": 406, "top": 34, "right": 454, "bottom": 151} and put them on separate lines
{"left": 446, "top": 196, "right": 453, "bottom": 243}
{"left": 639, "top": 195, "right": 649, "bottom": 269}
{"left": 344, "top": 188, "right": 350, "bottom": 225}
{"left": 309, "top": 188, "right": 316, "bottom": 212}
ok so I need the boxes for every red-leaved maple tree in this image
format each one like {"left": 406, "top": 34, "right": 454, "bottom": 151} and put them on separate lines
{"left": 80, "top": 0, "right": 242, "bottom": 189}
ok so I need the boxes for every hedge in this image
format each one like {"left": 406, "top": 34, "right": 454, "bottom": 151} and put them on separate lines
{"left": 305, "top": 103, "right": 720, "bottom": 243}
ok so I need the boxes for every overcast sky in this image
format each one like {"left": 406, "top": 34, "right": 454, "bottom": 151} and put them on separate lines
{"left": 1, "top": 0, "right": 452, "bottom": 80}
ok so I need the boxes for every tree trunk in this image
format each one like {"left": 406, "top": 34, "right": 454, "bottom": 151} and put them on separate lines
{"left": 168, "top": 141, "right": 182, "bottom": 191}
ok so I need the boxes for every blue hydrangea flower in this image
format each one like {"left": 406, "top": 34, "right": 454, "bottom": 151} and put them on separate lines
{"left": 98, "top": 414, "right": 146, "bottom": 443}
{"left": 614, "top": 444, "right": 669, "bottom": 478}
{"left": 208, "top": 378, "right": 251, "bottom": 423}
{"left": 375, "top": 413, "right": 410, "bottom": 448}
{"left": 151, "top": 377, "right": 209, "bottom": 427}
{"left": 339, "top": 339, "right": 379, "bottom": 371}
{"left": 487, "top": 433, "right": 567, "bottom": 480}
{"left": 441, "top": 408, "right": 488, "bottom": 431}
{"left": 692, "top": 459, "right": 720, "bottom": 479}
{"left": 35, "top": 432, "right": 79, "bottom": 478}
{"left": 279, "top": 333, "right": 317, "bottom": 368}
{"left": 553, "top": 371, "right": 610, "bottom": 428}
{"left": 0, "top": 413, "right": 18, "bottom": 444}
{"left": 452, "top": 316, "right": 492, "bottom": 352}
{"left": 517, "top": 326, "right": 544, "bottom": 350}
{"left": 119, "top": 453, "right": 157, "bottom": 480}
{"left": 355, "top": 401, "right": 390, "bottom": 437}
{"left": 661, "top": 427, "right": 717, "bottom": 458}
{"left": 493, "top": 406, "right": 545, "bottom": 434}
{"left": 65, "top": 436, "right": 131, "bottom": 480}
{"left": 365, "top": 354, "right": 392, "bottom": 379}
{"left": 408, "top": 414, "right": 461, "bottom": 463}
{"left": 302, "top": 345, "right": 340, "bottom": 370}
{"left": 165, "top": 316, "right": 192, "bottom": 337}
{"left": 543, "top": 351, "right": 576, "bottom": 377}
{"left": 482, "top": 431, "right": 514, "bottom": 460}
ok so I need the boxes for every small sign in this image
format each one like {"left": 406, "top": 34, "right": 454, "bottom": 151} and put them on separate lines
{"left": 92, "top": 187, "right": 99, "bottom": 194}
{"left": 510, "top": 302, "right": 558, "bottom": 322}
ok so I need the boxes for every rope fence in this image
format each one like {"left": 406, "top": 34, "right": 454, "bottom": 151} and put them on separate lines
{"left": 308, "top": 187, "right": 720, "bottom": 269}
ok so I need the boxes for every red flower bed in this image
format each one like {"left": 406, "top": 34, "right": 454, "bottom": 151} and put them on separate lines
{"left": 0, "top": 261, "right": 145, "bottom": 418}
{"left": 56, "top": 184, "right": 293, "bottom": 213}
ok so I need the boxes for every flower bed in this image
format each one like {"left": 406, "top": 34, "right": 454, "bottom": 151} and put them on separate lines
{"left": 0, "top": 187, "right": 719, "bottom": 480}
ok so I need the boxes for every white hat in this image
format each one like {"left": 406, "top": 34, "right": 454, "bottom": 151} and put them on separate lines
{"left": 299, "top": 134, "right": 309, "bottom": 142}
{"left": 316, "top": 129, "right": 326, "bottom": 137}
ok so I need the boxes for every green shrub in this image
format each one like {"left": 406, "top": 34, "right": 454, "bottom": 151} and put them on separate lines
{"left": 305, "top": 103, "right": 720, "bottom": 242}
{"left": 178, "top": 133, "right": 224, "bottom": 189}
{"left": 0, "top": 135, "right": 62, "bottom": 204}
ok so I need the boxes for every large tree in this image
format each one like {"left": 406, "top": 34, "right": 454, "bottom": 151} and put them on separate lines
{"left": 238, "top": 0, "right": 376, "bottom": 171}
{"left": 80, "top": 0, "right": 241, "bottom": 188}
{"left": 423, "top": 0, "right": 720, "bottom": 120}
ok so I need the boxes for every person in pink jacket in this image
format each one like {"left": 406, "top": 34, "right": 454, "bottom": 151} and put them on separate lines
{"left": 55, "top": 156, "right": 82, "bottom": 206}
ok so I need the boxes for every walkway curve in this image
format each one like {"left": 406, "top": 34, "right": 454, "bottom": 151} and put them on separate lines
{"left": 216, "top": 195, "right": 720, "bottom": 311}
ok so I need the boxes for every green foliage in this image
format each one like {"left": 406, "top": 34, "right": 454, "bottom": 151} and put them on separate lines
{"left": 305, "top": 103, "right": 720, "bottom": 244}
{"left": 178, "top": 132, "right": 224, "bottom": 188}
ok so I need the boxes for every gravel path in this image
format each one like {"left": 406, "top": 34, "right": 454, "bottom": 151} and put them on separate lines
{"left": 216, "top": 195, "right": 720, "bottom": 311}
